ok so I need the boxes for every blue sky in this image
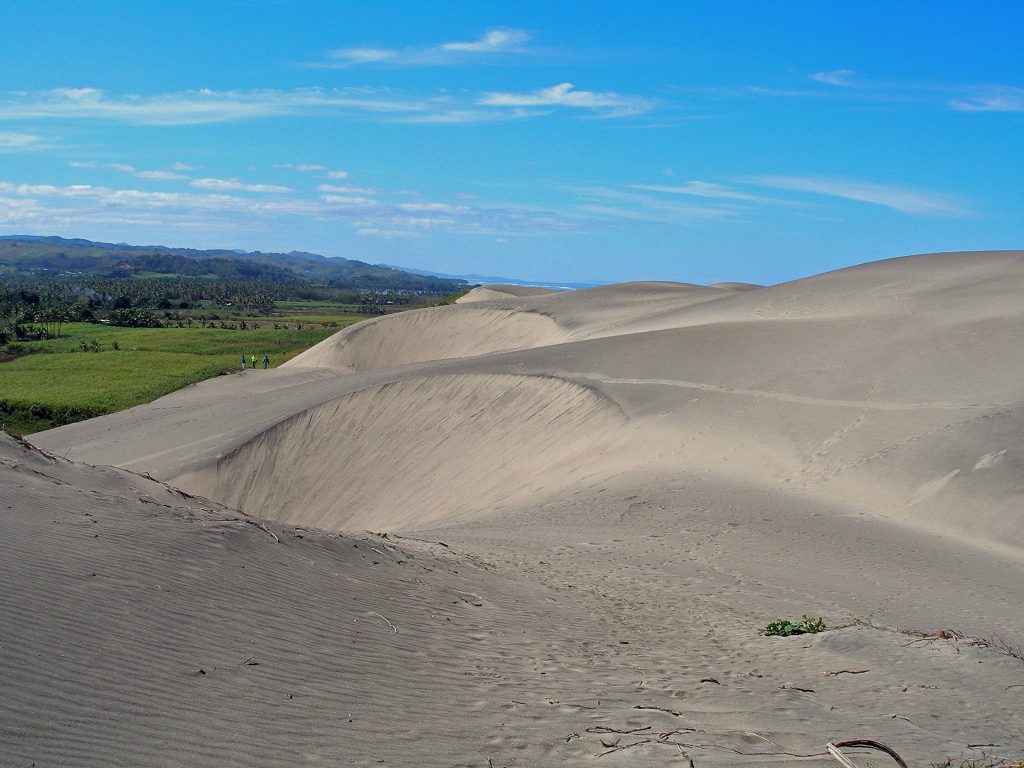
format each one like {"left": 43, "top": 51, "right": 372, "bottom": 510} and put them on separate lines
{"left": 0, "top": 1, "right": 1021, "bottom": 284}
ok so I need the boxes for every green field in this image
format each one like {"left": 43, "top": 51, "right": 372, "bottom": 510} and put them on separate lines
{"left": 0, "top": 319, "right": 361, "bottom": 435}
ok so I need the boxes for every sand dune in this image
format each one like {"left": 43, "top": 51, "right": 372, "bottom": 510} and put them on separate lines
{"left": 285, "top": 305, "right": 565, "bottom": 370}
{"left": 180, "top": 373, "right": 627, "bottom": 530}
{"left": 456, "top": 283, "right": 558, "bottom": 302}
{"left": 15, "top": 250, "right": 1024, "bottom": 766}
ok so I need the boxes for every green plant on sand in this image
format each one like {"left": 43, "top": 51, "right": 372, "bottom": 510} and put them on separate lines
{"left": 761, "top": 615, "right": 826, "bottom": 636}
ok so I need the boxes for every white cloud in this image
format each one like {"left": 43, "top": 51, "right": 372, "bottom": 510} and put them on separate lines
{"left": 324, "top": 27, "right": 531, "bottom": 67}
{"left": 0, "top": 87, "right": 429, "bottom": 125}
{"left": 573, "top": 185, "right": 741, "bottom": 224}
{"left": 0, "top": 131, "right": 44, "bottom": 152}
{"left": 744, "top": 175, "right": 968, "bottom": 216}
{"left": 320, "top": 195, "right": 379, "bottom": 208}
{"left": 190, "top": 177, "right": 292, "bottom": 193}
{"left": 631, "top": 181, "right": 765, "bottom": 201}
{"left": 357, "top": 228, "right": 423, "bottom": 239}
{"left": 170, "top": 161, "right": 195, "bottom": 171}
{"left": 69, "top": 160, "right": 136, "bottom": 172}
{"left": 950, "top": 86, "right": 1024, "bottom": 112}
{"left": 398, "top": 107, "right": 543, "bottom": 124}
{"left": 440, "top": 28, "right": 529, "bottom": 53}
{"left": 275, "top": 163, "right": 328, "bottom": 171}
{"left": 810, "top": 69, "right": 857, "bottom": 86}
{"left": 134, "top": 170, "right": 189, "bottom": 181}
{"left": 479, "top": 83, "right": 653, "bottom": 117}
{"left": 0, "top": 177, "right": 585, "bottom": 238}
{"left": 330, "top": 48, "right": 397, "bottom": 64}
{"left": 316, "top": 184, "right": 379, "bottom": 194}
{"left": 397, "top": 201, "right": 469, "bottom": 213}
{"left": 324, "top": 170, "right": 349, "bottom": 179}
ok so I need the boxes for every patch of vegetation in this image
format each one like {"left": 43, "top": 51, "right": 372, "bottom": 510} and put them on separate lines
{"left": 934, "top": 752, "right": 1024, "bottom": 768}
{"left": 760, "top": 615, "right": 826, "bottom": 636}
{"left": 0, "top": 321, "right": 348, "bottom": 435}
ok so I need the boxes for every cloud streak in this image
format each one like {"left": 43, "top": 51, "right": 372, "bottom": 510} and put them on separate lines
{"left": 323, "top": 27, "right": 531, "bottom": 68}
{"left": 0, "top": 131, "right": 45, "bottom": 152}
{"left": 950, "top": 86, "right": 1024, "bottom": 112}
{"left": 0, "top": 87, "right": 429, "bottom": 125}
{"left": 190, "top": 178, "right": 292, "bottom": 193}
{"left": 479, "top": 83, "right": 653, "bottom": 117}
{"left": 0, "top": 178, "right": 584, "bottom": 239}
{"left": 744, "top": 175, "right": 968, "bottom": 216}
{"left": 810, "top": 69, "right": 857, "bottom": 87}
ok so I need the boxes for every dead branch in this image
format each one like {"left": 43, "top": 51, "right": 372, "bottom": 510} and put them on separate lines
{"left": 633, "top": 704, "right": 686, "bottom": 717}
{"left": 245, "top": 518, "right": 279, "bottom": 543}
{"left": 823, "top": 669, "right": 870, "bottom": 677}
{"left": 368, "top": 611, "right": 398, "bottom": 634}
{"left": 827, "top": 739, "right": 909, "bottom": 768}
{"left": 587, "top": 725, "right": 651, "bottom": 735}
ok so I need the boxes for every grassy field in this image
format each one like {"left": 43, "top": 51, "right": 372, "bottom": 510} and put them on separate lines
{"left": 0, "top": 318, "right": 362, "bottom": 435}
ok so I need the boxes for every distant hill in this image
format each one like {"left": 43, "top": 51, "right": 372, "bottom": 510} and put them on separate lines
{"left": 0, "top": 236, "right": 467, "bottom": 292}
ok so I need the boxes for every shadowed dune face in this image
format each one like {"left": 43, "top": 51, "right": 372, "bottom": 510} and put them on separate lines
{"left": 283, "top": 306, "right": 565, "bottom": 371}
{"left": 180, "top": 374, "right": 627, "bottom": 530}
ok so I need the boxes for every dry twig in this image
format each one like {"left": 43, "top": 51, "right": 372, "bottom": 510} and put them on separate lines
{"left": 368, "top": 611, "right": 398, "bottom": 634}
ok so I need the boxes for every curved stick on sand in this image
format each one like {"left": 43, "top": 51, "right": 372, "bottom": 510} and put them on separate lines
{"left": 368, "top": 611, "right": 398, "bottom": 634}
{"left": 827, "top": 740, "right": 909, "bottom": 768}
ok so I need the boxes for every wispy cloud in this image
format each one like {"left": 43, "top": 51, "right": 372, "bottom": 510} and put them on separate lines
{"left": 631, "top": 181, "right": 768, "bottom": 202}
{"left": 357, "top": 228, "right": 423, "bottom": 239}
{"left": 71, "top": 160, "right": 190, "bottom": 182}
{"left": 440, "top": 28, "right": 529, "bottom": 53}
{"left": 397, "top": 107, "right": 544, "bottom": 124}
{"left": 135, "top": 170, "right": 189, "bottom": 181}
{"left": 0, "top": 84, "right": 658, "bottom": 127}
{"left": 190, "top": 178, "right": 292, "bottom": 193}
{"left": 274, "top": 163, "right": 327, "bottom": 171}
{"left": 745, "top": 175, "right": 968, "bottom": 216}
{"left": 950, "top": 86, "right": 1024, "bottom": 112}
{"left": 322, "top": 27, "right": 531, "bottom": 68}
{"left": 316, "top": 184, "right": 379, "bottom": 194}
{"left": 0, "top": 131, "right": 45, "bottom": 152}
{"left": 0, "top": 178, "right": 583, "bottom": 238}
{"left": 479, "top": 83, "right": 653, "bottom": 118}
{"left": 324, "top": 169, "right": 348, "bottom": 179}
{"left": 0, "top": 87, "right": 429, "bottom": 125}
{"left": 810, "top": 69, "right": 857, "bottom": 87}
{"left": 69, "top": 160, "right": 136, "bottom": 172}
{"left": 573, "top": 185, "right": 741, "bottom": 224}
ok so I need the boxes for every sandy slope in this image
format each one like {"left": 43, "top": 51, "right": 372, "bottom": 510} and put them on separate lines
{"left": 14, "top": 250, "right": 1024, "bottom": 766}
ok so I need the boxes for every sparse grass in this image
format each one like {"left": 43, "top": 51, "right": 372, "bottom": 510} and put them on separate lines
{"left": 761, "top": 615, "right": 826, "bottom": 637}
{"left": 0, "top": 321, "right": 345, "bottom": 435}
{"left": 934, "top": 751, "right": 1024, "bottom": 768}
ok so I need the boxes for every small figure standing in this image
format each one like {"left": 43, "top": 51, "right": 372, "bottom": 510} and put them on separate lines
{"left": 263, "top": 355, "right": 269, "bottom": 369}
{"left": 250, "top": 354, "right": 257, "bottom": 369}
{"left": 241, "top": 355, "right": 246, "bottom": 370}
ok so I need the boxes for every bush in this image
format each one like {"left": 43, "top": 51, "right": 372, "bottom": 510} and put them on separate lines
{"left": 0, "top": 399, "right": 8, "bottom": 413}
{"left": 28, "top": 403, "right": 51, "bottom": 420}
{"left": 761, "top": 615, "right": 826, "bottom": 637}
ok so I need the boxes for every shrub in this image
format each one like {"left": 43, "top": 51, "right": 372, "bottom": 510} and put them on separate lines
{"left": 28, "top": 403, "right": 51, "bottom": 420}
{"left": 761, "top": 615, "right": 826, "bottom": 637}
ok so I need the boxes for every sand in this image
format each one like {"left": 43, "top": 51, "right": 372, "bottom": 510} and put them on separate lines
{"left": 8, "top": 250, "right": 1024, "bottom": 766}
